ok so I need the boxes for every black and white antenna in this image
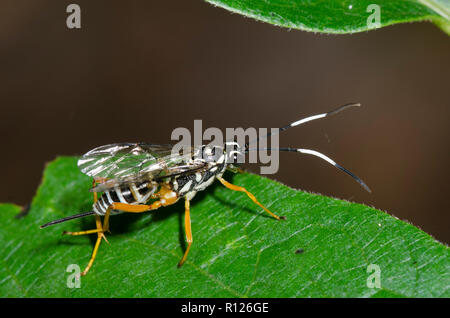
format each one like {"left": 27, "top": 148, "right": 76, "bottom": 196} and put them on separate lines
{"left": 246, "top": 102, "right": 361, "bottom": 147}
{"left": 246, "top": 102, "right": 370, "bottom": 192}
{"left": 249, "top": 147, "right": 371, "bottom": 192}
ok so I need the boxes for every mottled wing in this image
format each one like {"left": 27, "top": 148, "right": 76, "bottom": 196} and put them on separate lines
{"left": 78, "top": 143, "right": 176, "bottom": 179}
{"left": 78, "top": 142, "right": 207, "bottom": 192}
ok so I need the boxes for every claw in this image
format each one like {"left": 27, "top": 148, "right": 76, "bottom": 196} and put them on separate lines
{"left": 100, "top": 232, "right": 109, "bottom": 244}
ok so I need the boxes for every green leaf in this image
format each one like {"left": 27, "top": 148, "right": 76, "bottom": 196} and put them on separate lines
{"left": 206, "top": 0, "right": 450, "bottom": 35}
{"left": 1, "top": 157, "right": 449, "bottom": 297}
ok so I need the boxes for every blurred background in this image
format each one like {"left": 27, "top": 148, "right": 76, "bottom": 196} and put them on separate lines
{"left": 0, "top": 1, "right": 449, "bottom": 243}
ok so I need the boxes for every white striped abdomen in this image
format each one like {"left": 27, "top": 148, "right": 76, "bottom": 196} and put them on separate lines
{"left": 93, "top": 181, "right": 157, "bottom": 215}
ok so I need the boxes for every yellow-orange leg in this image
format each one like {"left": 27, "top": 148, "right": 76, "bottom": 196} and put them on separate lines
{"left": 62, "top": 178, "right": 109, "bottom": 276}
{"left": 66, "top": 200, "right": 166, "bottom": 275}
{"left": 63, "top": 178, "right": 109, "bottom": 237}
{"left": 81, "top": 217, "right": 105, "bottom": 276}
{"left": 217, "top": 177, "right": 285, "bottom": 220}
{"left": 63, "top": 213, "right": 108, "bottom": 276}
{"left": 101, "top": 201, "right": 162, "bottom": 237}
{"left": 92, "top": 179, "right": 99, "bottom": 203}
{"left": 66, "top": 200, "right": 172, "bottom": 236}
{"left": 101, "top": 189, "right": 180, "bottom": 231}
{"left": 178, "top": 199, "right": 192, "bottom": 267}
{"left": 65, "top": 184, "right": 180, "bottom": 275}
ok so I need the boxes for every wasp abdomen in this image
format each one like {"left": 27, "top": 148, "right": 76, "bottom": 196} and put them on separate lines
{"left": 93, "top": 181, "right": 157, "bottom": 215}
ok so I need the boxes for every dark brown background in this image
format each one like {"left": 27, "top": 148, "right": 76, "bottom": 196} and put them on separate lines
{"left": 0, "top": 1, "right": 449, "bottom": 243}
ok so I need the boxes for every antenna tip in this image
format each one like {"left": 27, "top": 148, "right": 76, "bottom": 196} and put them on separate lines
{"left": 360, "top": 181, "right": 372, "bottom": 193}
{"left": 328, "top": 102, "right": 362, "bottom": 116}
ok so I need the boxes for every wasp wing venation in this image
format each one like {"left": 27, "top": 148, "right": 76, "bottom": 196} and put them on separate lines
{"left": 78, "top": 142, "right": 208, "bottom": 193}
{"left": 78, "top": 142, "right": 177, "bottom": 180}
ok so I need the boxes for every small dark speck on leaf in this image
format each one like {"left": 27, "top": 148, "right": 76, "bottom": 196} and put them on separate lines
{"left": 15, "top": 203, "right": 31, "bottom": 219}
{"left": 295, "top": 248, "right": 304, "bottom": 254}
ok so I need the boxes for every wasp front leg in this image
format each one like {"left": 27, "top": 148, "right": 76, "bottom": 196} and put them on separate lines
{"left": 217, "top": 176, "right": 285, "bottom": 220}
{"left": 178, "top": 198, "right": 192, "bottom": 267}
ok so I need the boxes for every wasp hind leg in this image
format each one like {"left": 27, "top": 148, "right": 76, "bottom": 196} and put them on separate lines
{"left": 65, "top": 185, "right": 179, "bottom": 275}
{"left": 63, "top": 179, "right": 109, "bottom": 276}
{"left": 110, "top": 198, "right": 194, "bottom": 267}
{"left": 217, "top": 176, "right": 285, "bottom": 220}
{"left": 62, "top": 212, "right": 109, "bottom": 275}
{"left": 104, "top": 199, "right": 193, "bottom": 268}
{"left": 63, "top": 178, "right": 109, "bottom": 238}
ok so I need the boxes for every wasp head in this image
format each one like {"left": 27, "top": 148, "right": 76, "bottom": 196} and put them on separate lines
{"left": 224, "top": 141, "right": 245, "bottom": 165}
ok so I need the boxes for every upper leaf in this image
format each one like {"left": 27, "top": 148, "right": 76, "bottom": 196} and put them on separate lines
{"left": 206, "top": 0, "right": 450, "bottom": 34}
